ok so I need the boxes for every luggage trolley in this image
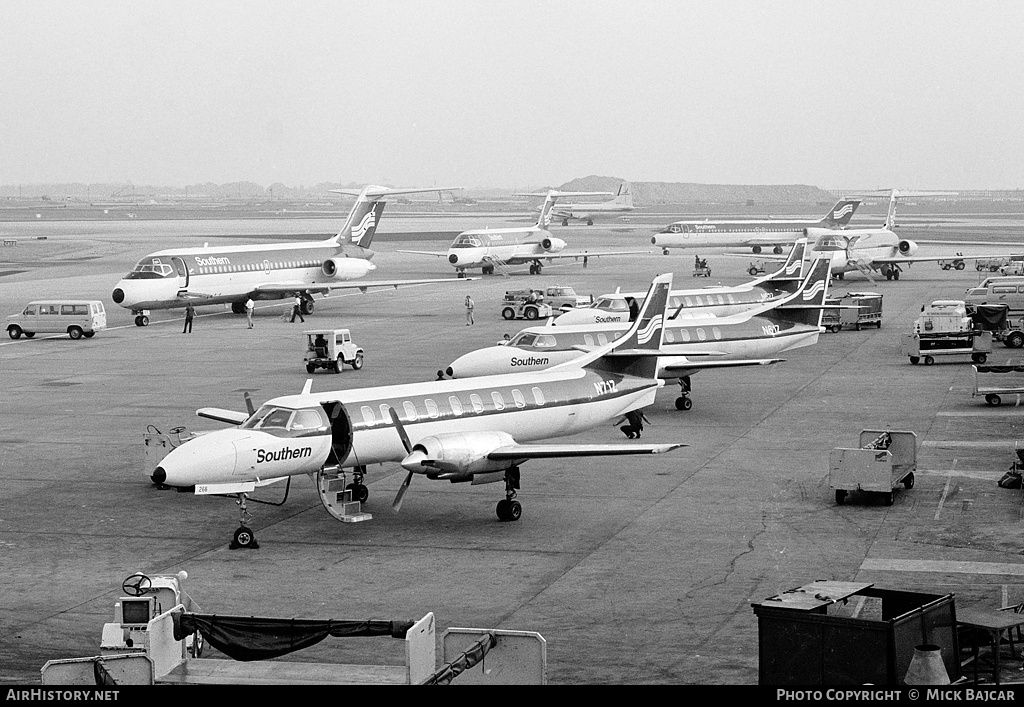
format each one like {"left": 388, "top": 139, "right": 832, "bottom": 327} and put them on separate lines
{"left": 830, "top": 429, "right": 917, "bottom": 506}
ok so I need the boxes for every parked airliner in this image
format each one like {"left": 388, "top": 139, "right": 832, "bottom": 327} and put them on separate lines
{"left": 112, "top": 185, "right": 468, "bottom": 326}
{"left": 545, "top": 182, "right": 636, "bottom": 226}
{"left": 151, "top": 273, "right": 685, "bottom": 547}
{"left": 399, "top": 190, "right": 648, "bottom": 277}
{"left": 444, "top": 256, "right": 833, "bottom": 412}
{"left": 553, "top": 239, "right": 808, "bottom": 326}
{"left": 651, "top": 199, "right": 861, "bottom": 255}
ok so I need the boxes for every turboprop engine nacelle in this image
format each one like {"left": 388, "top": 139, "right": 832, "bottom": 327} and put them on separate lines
{"left": 540, "top": 237, "right": 566, "bottom": 253}
{"left": 898, "top": 239, "right": 919, "bottom": 256}
{"left": 322, "top": 257, "right": 376, "bottom": 280}
{"left": 400, "top": 430, "right": 518, "bottom": 480}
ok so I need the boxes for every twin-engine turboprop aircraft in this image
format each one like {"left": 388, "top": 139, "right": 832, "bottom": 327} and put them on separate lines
{"left": 399, "top": 189, "right": 648, "bottom": 277}
{"left": 444, "top": 256, "right": 834, "bottom": 412}
{"left": 553, "top": 239, "right": 808, "bottom": 326}
{"left": 152, "top": 273, "right": 686, "bottom": 548}
{"left": 111, "top": 185, "right": 469, "bottom": 326}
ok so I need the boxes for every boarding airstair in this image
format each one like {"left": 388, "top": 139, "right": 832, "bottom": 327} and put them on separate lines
{"left": 483, "top": 255, "right": 512, "bottom": 278}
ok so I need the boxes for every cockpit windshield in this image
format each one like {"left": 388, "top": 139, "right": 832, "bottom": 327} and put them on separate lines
{"left": 814, "top": 235, "right": 849, "bottom": 251}
{"left": 124, "top": 257, "right": 177, "bottom": 280}
{"left": 451, "top": 235, "right": 483, "bottom": 248}
{"left": 593, "top": 297, "right": 629, "bottom": 311}
{"left": 241, "top": 405, "right": 330, "bottom": 438}
{"left": 509, "top": 332, "right": 539, "bottom": 347}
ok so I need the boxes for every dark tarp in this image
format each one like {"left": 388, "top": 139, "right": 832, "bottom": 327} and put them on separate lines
{"left": 969, "top": 303, "right": 1010, "bottom": 331}
{"left": 173, "top": 613, "right": 414, "bottom": 662}
{"left": 976, "top": 365, "right": 1024, "bottom": 374}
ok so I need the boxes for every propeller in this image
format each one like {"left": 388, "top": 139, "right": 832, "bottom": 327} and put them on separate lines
{"left": 389, "top": 408, "right": 415, "bottom": 512}
{"left": 244, "top": 392, "right": 255, "bottom": 416}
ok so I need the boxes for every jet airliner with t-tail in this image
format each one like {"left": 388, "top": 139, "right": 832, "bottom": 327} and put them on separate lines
{"left": 399, "top": 190, "right": 649, "bottom": 277}
{"left": 545, "top": 182, "right": 636, "bottom": 226}
{"left": 444, "top": 256, "right": 834, "bottom": 412}
{"left": 151, "top": 273, "right": 686, "bottom": 548}
{"left": 111, "top": 185, "right": 469, "bottom": 326}
{"left": 651, "top": 199, "right": 861, "bottom": 255}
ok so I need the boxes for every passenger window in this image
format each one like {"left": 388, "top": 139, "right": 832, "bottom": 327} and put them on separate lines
{"left": 512, "top": 389, "right": 526, "bottom": 408}
{"left": 665, "top": 330, "right": 675, "bottom": 343}
{"left": 713, "top": 327, "right": 722, "bottom": 340}
{"left": 532, "top": 387, "right": 545, "bottom": 406}
{"left": 695, "top": 296, "right": 703, "bottom": 306}
{"left": 584, "top": 334, "right": 594, "bottom": 346}
{"left": 598, "top": 334, "right": 608, "bottom": 345}
{"left": 403, "top": 401, "right": 418, "bottom": 422}
{"left": 681, "top": 329, "right": 691, "bottom": 342}
{"left": 697, "top": 328, "right": 707, "bottom": 341}
{"left": 469, "top": 394, "right": 484, "bottom": 413}
{"left": 449, "top": 396, "right": 463, "bottom": 416}
{"left": 684, "top": 297, "right": 692, "bottom": 307}
{"left": 61, "top": 305, "right": 74, "bottom": 315}
{"left": 425, "top": 399, "right": 439, "bottom": 419}
{"left": 360, "top": 406, "right": 376, "bottom": 425}
{"left": 491, "top": 391, "right": 505, "bottom": 410}
{"left": 379, "top": 404, "right": 393, "bottom": 422}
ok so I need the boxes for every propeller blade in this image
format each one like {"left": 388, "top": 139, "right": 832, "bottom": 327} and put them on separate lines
{"left": 392, "top": 471, "right": 414, "bottom": 512}
{"left": 388, "top": 407, "right": 412, "bottom": 453}
{"left": 243, "top": 392, "right": 255, "bottom": 416}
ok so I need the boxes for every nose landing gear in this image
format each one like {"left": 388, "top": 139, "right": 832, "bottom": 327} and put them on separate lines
{"left": 496, "top": 467, "right": 522, "bottom": 521}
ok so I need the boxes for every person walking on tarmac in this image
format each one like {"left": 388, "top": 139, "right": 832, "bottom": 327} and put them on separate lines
{"left": 245, "top": 297, "right": 255, "bottom": 328}
{"left": 290, "top": 294, "right": 305, "bottom": 323}
{"left": 182, "top": 303, "right": 195, "bottom": 334}
{"left": 465, "top": 295, "right": 475, "bottom": 325}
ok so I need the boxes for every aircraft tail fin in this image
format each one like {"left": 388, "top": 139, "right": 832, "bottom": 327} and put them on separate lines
{"left": 822, "top": 199, "right": 860, "bottom": 227}
{"left": 764, "top": 238, "right": 808, "bottom": 285}
{"left": 537, "top": 191, "right": 559, "bottom": 228}
{"left": 772, "top": 256, "right": 833, "bottom": 327}
{"left": 613, "top": 182, "right": 634, "bottom": 207}
{"left": 884, "top": 189, "right": 899, "bottom": 230}
{"left": 329, "top": 185, "right": 463, "bottom": 248}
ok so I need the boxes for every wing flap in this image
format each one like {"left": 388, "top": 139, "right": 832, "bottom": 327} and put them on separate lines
{"left": 487, "top": 442, "right": 685, "bottom": 461}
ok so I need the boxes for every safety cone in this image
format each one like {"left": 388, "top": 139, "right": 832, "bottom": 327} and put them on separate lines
{"left": 904, "top": 644, "right": 950, "bottom": 685}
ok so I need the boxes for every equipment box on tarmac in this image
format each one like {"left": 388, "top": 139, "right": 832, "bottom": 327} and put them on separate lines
{"left": 901, "top": 331, "right": 992, "bottom": 365}
{"left": 830, "top": 429, "right": 916, "bottom": 506}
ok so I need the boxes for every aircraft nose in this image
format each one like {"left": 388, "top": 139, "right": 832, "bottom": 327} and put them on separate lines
{"left": 155, "top": 432, "right": 239, "bottom": 487}
{"left": 111, "top": 288, "right": 125, "bottom": 304}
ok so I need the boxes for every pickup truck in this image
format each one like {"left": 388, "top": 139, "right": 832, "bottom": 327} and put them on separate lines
{"left": 504, "top": 286, "right": 591, "bottom": 312}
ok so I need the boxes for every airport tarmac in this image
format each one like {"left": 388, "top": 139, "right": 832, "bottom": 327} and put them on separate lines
{"left": 2, "top": 213, "right": 1024, "bottom": 685}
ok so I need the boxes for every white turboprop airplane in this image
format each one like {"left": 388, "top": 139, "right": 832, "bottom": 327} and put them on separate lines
{"left": 112, "top": 185, "right": 470, "bottom": 326}
{"left": 750, "top": 190, "right": 1019, "bottom": 281}
{"left": 546, "top": 182, "right": 636, "bottom": 226}
{"left": 650, "top": 199, "right": 861, "bottom": 255}
{"left": 399, "top": 190, "right": 649, "bottom": 277}
{"left": 553, "top": 239, "right": 808, "bottom": 326}
{"left": 444, "top": 256, "right": 834, "bottom": 412}
{"left": 151, "top": 273, "right": 686, "bottom": 548}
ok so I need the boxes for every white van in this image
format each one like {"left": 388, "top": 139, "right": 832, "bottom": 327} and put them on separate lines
{"left": 7, "top": 300, "right": 107, "bottom": 340}
{"left": 964, "top": 277, "right": 1024, "bottom": 315}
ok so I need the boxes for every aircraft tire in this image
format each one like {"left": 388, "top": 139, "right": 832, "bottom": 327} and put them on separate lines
{"left": 347, "top": 483, "right": 369, "bottom": 503}
{"left": 232, "top": 526, "right": 256, "bottom": 548}
{"left": 302, "top": 299, "right": 314, "bottom": 315}
{"left": 496, "top": 499, "right": 510, "bottom": 520}
{"left": 675, "top": 396, "right": 692, "bottom": 411}
{"left": 507, "top": 500, "right": 522, "bottom": 521}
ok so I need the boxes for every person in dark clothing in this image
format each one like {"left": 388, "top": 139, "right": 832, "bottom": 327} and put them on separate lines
{"left": 290, "top": 295, "right": 305, "bottom": 323}
{"left": 618, "top": 409, "right": 650, "bottom": 439}
{"left": 182, "top": 303, "right": 195, "bottom": 334}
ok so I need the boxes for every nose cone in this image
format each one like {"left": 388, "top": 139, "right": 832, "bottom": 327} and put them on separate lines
{"left": 400, "top": 449, "right": 427, "bottom": 472}
{"left": 446, "top": 348, "right": 510, "bottom": 379}
{"left": 153, "top": 431, "right": 239, "bottom": 487}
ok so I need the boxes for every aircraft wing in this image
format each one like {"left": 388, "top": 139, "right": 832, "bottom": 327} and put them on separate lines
{"left": 870, "top": 252, "right": 1021, "bottom": 265}
{"left": 396, "top": 249, "right": 449, "bottom": 257}
{"left": 486, "top": 441, "right": 686, "bottom": 461}
{"left": 661, "top": 358, "right": 784, "bottom": 376}
{"left": 252, "top": 277, "right": 475, "bottom": 296}
{"left": 197, "top": 407, "right": 250, "bottom": 425}
{"left": 537, "top": 250, "right": 651, "bottom": 261}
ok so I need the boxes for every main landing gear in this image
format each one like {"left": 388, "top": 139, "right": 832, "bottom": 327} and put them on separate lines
{"left": 133, "top": 311, "right": 151, "bottom": 326}
{"left": 496, "top": 467, "right": 522, "bottom": 521}
{"left": 528, "top": 260, "right": 544, "bottom": 275}
{"left": 674, "top": 375, "right": 693, "bottom": 411}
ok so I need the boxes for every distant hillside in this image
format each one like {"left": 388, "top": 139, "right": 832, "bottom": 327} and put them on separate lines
{"left": 557, "top": 175, "right": 837, "bottom": 206}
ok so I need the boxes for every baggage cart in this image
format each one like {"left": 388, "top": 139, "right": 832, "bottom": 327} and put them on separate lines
{"left": 830, "top": 429, "right": 916, "bottom": 506}
{"left": 973, "top": 363, "right": 1024, "bottom": 406}
{"left": 692, "top": 265, "right": 711, "bottom": 277}
{"left": 822, "top": 292, "right": 883, "bottom": 332}
{"left": 902, "top": 331, "right": 992, "bottom": 365}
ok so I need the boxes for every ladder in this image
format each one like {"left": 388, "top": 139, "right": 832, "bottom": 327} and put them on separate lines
{"left": 482, "top": 255, "right": 512, "bottom": 278}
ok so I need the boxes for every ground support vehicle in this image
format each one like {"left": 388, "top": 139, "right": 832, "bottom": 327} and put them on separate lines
{"left": 966, "top": 303, "right": 1024, "bottom": 349}
{"left": 501, "top": 290, "right": 555, "bottom": 320}
{"left": 7, "top": 300, "right": 107, "bottom": 339}
{"left": 693, "top": 265, "right": 712, "bottom": 277}
{"left": 304, "top": 329, "right": 364, "bottom": 373}
{"left": 902, "top": 331, "right": 992, "bottom": 365}
{"left": 531, "top": 285, "right": 593, "bottom": 311}
{"left": 830, "top": 429, "right": 916, "bottom": 506}
{"left": 747, "top": 260, "right": 768, "bottom": 276}
{"left": 821, "top": 292, "right": 883, "bottom": 332}
{"left": 976, "top": 258, "right": 1010, "bottom": 272}
{"left": 40, "top": 571, "right": 546, "bottom": 685}
{"left": 938, "top": 258, "right": 966, "bottom": 271}
{"left": 973, "top": 363, "right": 1024, "bottom": 406}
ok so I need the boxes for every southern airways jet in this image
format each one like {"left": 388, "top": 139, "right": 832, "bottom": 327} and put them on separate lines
{"left": 399, "top": 189, "right": 648, "bottom": 277}
{"left": 545, "top": 182, "right": 636, "bottom": 226}
{"left": 112, "top": 185, "right": 468, "bottom": 326}
{"left": 151, "top": 272, "right": 685, "bottom": 548}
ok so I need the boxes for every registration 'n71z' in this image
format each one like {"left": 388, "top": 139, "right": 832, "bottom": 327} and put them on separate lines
{"left": 594, "top": 379, "right": 617, "bottom": 395}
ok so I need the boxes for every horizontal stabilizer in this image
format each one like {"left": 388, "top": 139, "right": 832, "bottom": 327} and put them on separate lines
{"left": 328, "top": 186, "right": 463, "bottom": 198}
{"left": 487, "top": 442, "right": 686, "bottom": 461}
{"left": 197, "top": 407, "right": 250, "bottom": 425}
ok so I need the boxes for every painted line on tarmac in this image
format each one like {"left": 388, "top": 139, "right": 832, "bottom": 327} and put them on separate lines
{"left": 937, "top": 410, "right": 1024, "bottom": 416}
{"left": 920, "top": 468, "right": 1005, "bottom": 481}
{"left": 861, "top": 559, "right": 1024, "bottom": 576}
{"left": 923, "top": 440, "right": 1024, "bottom": 448}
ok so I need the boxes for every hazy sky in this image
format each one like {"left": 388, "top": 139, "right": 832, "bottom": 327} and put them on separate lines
{"left": 2, "top": 1, "right": 1022, "bottom": 190}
